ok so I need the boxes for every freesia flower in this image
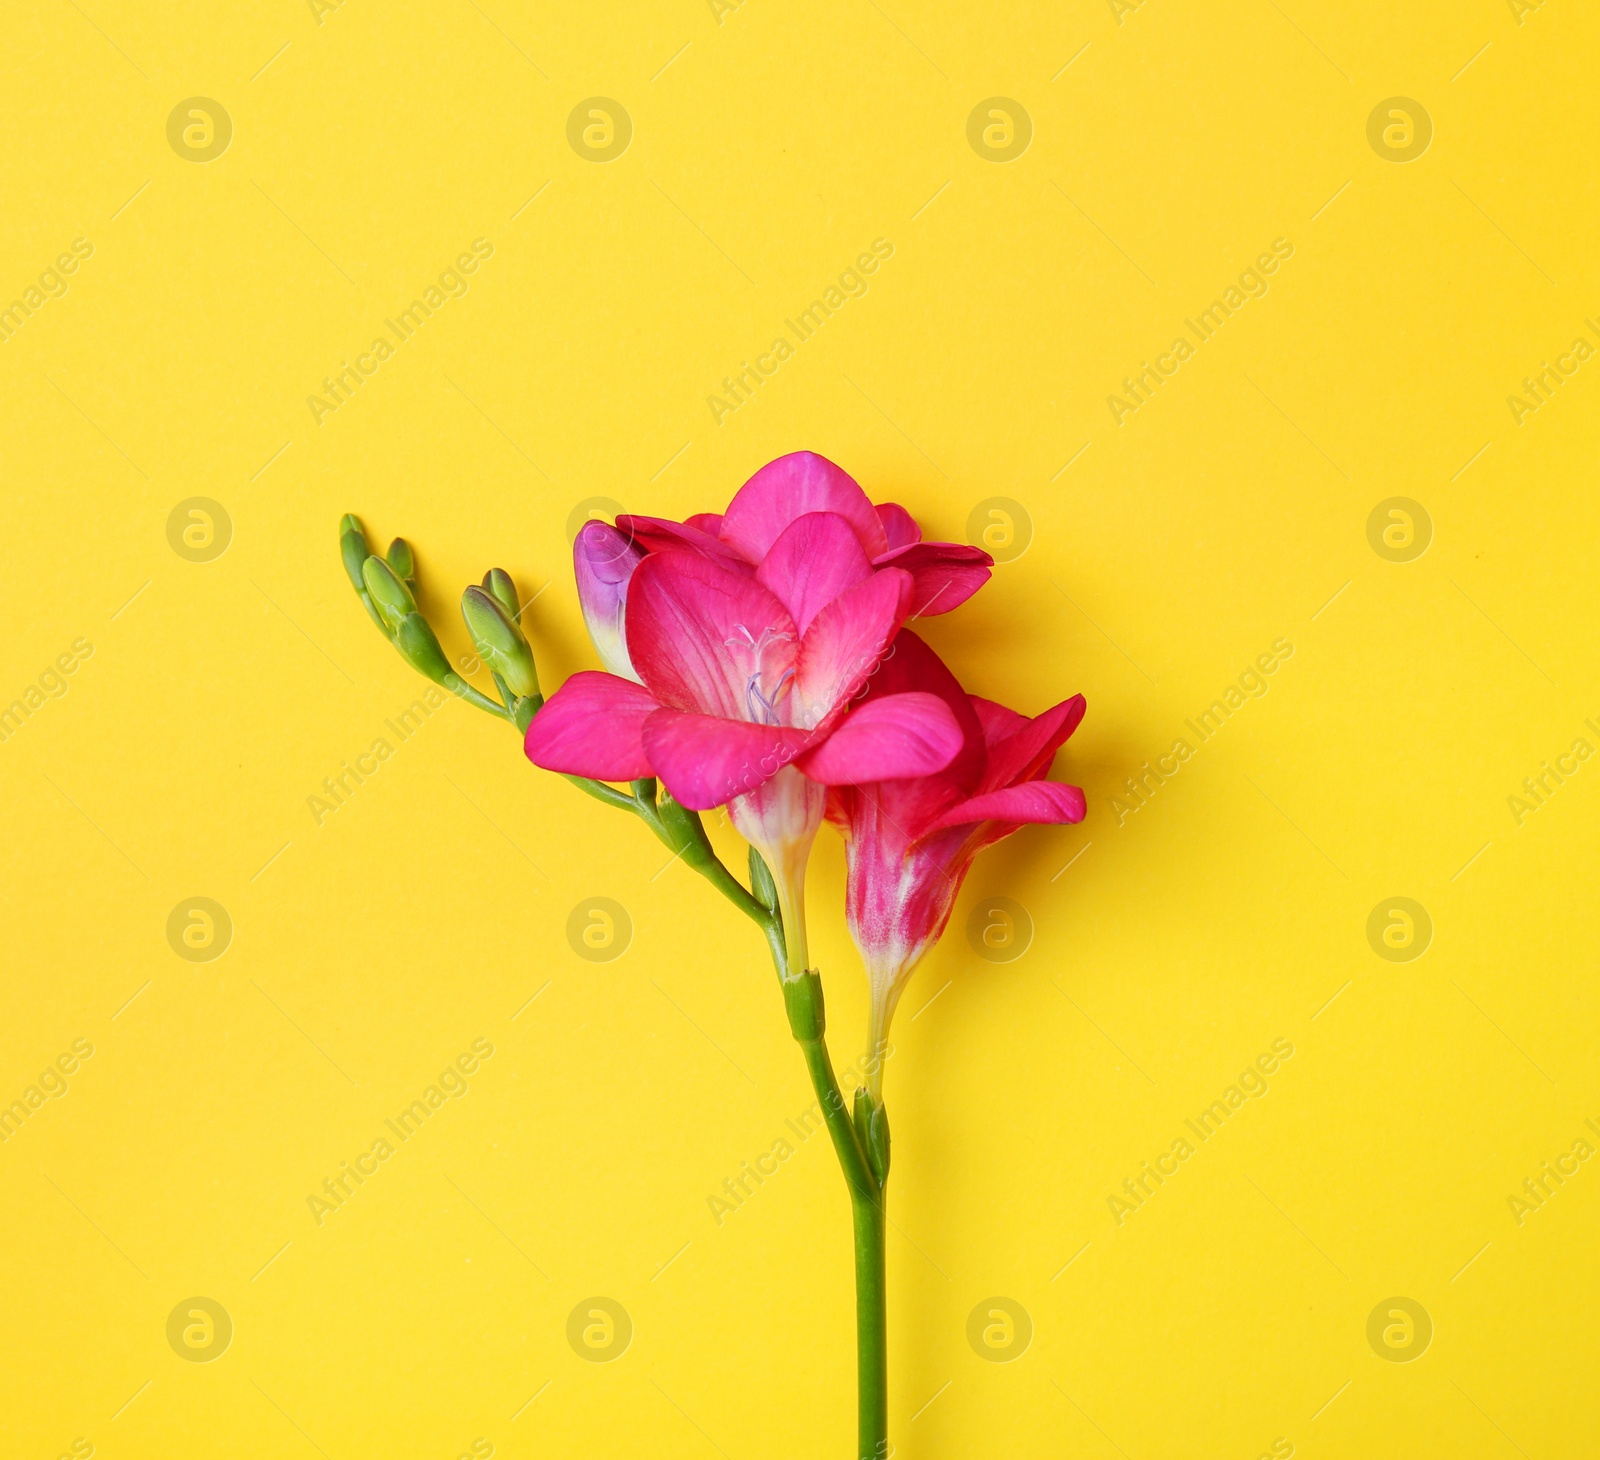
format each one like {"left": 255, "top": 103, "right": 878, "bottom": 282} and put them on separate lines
{"left": 343, "top": 470, "right": 1077, "bottom": 1460}
{"left": 616, "top": 450, "right": 994, "bottom": 621}
{"left": 525, "top": 549, "right": 967, "bottom": 972}
{"left": 539, "top": 452, "right": 992, "bottom": 974}
{"left": 825, "top": 631, "right": 1087, "bottom": 1095}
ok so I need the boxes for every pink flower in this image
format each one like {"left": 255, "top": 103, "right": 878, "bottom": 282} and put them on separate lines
{"left": 825, "top": 631, "right": 1087, "bottom": 1085}
{"left": 539, "top": 453, "right": 993, "bottom": 972}
{"left": 616, "top": 450, "right": 994, "bottom": 621}
{"left": 527, "top": 547, "right": 969, "bottom": 969}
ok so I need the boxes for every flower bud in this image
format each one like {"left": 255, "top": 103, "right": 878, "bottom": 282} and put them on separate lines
{"left": 386, "top": 537, "right": 416, "bottom": 584}
{"left": 461, "top": 585, "right": 539, "bottom": 698}
{"left": 854, "top": 1087, "right": 890, "bottom": 1185}
{"left": 574, "top": 520, "right": 644, "bottom": 682}
{"left": 394, "top": 612, "right": 456, "bottom": 686}
{"left": 749, "top": 846, "right": 779, "bottom": 913}
{"left": 361, "top": 555, "right": 417, "bottom": 634}
{"left": 482, "top": 568, "right": 519, "bottom": 621}
{"left": 340, "top": 514, "right": 387, "bottom": 632}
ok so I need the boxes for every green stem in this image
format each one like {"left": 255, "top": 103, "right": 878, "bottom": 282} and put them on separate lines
{"left": 445, "top": 674, "right": 512, "bottom": 720}
{"left": 795, "top": 1022, "right": 876, "bottom": 1199}
{"left": 852, "top": 1190, "right": 888, "bottom": 1460}
{"left": 789, "top": 993, "right": 886, "bottom": 1460}
{"left": 481, "top": 685, "right": 889, "bottom": 1452}
{"left": 563, "top": 774, "right": 639, "bottom": 812}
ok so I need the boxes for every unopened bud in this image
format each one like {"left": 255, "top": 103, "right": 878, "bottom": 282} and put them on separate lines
{"left": 387, "top": 537, "right": 416, "bottom": 584}
{"left": 394, "top": 612, "right": 456, "bottom": 686}
{"left": 854, "top": 1088, "right": 890, "bottom": 1185}
{"left": 461, "top": 585, "right": 539, "bottom": 698}
{"left": 749, "top": 847, "right": 779, "bottom": 913}
{"left": 482, "top": 568, "right": 519, "bottom": 621}
{"left": 574, "top": 520, "right": 643, "bottom": 682}
{"left": 340, "top": 514, "right": 387, "bottom": 632}
{"left": 362, "top": 555, "right": 417, "bottom": 634}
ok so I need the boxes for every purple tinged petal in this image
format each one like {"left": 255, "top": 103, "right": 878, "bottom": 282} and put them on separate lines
{"left": 574, "top": 521, "right": 644, "bottom": 681}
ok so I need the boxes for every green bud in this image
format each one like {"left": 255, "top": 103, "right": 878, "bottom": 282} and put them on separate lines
{"left": 482, "top": 568, "right": 519, "bottom": 621}
{"left": 362, "top": 555, "right": 417, "bottom": 634}
{"left": 658, "top": 792, "right": 718, "bottom": 871}
{"left": 854, "top": 1088, "right": 890, "bottom": 1185}
{"left": 461, "top": 585, "right": 539, "bottom": 698}
{"left": 394, "top": 612, "right": 456, "bottom": 686}
{"left": 511, "top": 692, "right": 543, "bottom": 735}
{"left": 749, "top": 847, "right": 779, "bottom": 913}
{"left": 340, "top": 514, "right": 387, "bottom": 633}
{"left": 387, "top": 537, "right": 416, "bottom": 584}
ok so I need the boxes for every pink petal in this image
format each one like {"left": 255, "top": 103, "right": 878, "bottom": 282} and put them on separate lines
{"left": 625, "top": 552, "right": 798, "bottom": 719}
{"left": 755, "top": 512, "right": 875, "bottom": 635}
{"left": 616, "top": 514, "right": 749, "bottom": 570}
{"left": 874, "top": 541, "right": 993, "bottom": 617}
{"left": 641, "top": 709, "right": 812, "bottom": 810}
{"left": 796, "top": 692, "right": 963, "bottom": 784}
{"left": 876, "top": 502, "right": 921, "bottom": 549}
{"left": 524, "top": 672, "right": 658, "bottom": 780}
{"left": 793, "top": 568, "right": 913, "bottom": 728}
{"left": 969, "top": 695, "right": 1029, "bottom": 748}
{"left": 858, "top": 630, "right": 987, "bottom": 800}
{"left": 924, "top": 780, "right": 1087, "bottom": 834}
{"left": 720, "top": 452, "right": 889, "bottom": 562}
{"left": 980, "top": 695, "right": 1087, "bottom": 792}
{"left": 686, "top": 512, "right": 725, "bottom": 535}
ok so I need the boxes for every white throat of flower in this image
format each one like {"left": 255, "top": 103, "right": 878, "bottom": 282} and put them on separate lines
{"left": 730, "top": 766, "right": 823, "bottom": 981}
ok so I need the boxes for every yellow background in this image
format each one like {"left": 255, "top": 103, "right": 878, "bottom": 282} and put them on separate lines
{"left": 2, "top": 0, "right": 1596, "bottom": 1456}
